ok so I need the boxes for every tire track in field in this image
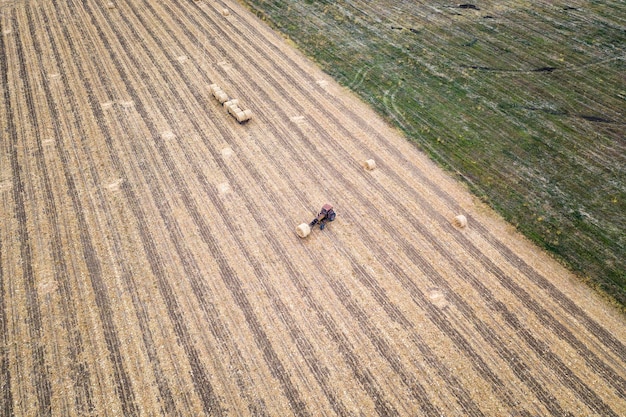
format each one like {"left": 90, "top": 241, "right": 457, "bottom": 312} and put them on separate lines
{"left": 0, "top": 15, "right": 15, "bottom": 417}
{"left": 18, "top": 5, "right": 96, "bottom": 414}
{"left": 71, "top": 1, "right": 311, "bottom": 415}
{"left": 174, "top": 4, "right": 622, "bottom": 414}
{"left": 210, "top": 1, "right": 626, "bottom": 401}
{"left": 30, "top": 3, "right": 181, "bottom": 414}
{"left": 4, "top": 10, "right": 53, "bottom": 416}
{"left": 230, "top": 0, "right": 626, "bottom": 363}
{"left": 145, "top": 1, "right": 562, "bottom": 415}
{"left": 51, "top": 0, "right": 230, "bottom": 414}
{"left": 114, "top": 1, "right": 475, "bottom": 414}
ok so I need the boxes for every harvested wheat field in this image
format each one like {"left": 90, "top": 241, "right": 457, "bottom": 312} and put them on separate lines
{"left": 1, "top": 0, "right": 625, "bottom": 416}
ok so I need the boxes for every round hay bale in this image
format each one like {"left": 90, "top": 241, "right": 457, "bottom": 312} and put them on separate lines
{"left": 296, "top": 223, "right": 311, "bottom": 238}
{"left": 242, "top": 109, "right": 253, "bottom": 121}
{"left": 216, "top": 91, "right": 229, "bottom": 103}
{"left": 106, "top": 2, "right": 116, "bottom": 10}
{"left": 222, "top": 9, "right": 230, "bottom": 16}
{"left": 224, "top": 99, "right": 239, "bottom": 109}
{"left": 235, "top": 111, "right": 246, "bottom": 122}
{"left": 364, "top": 159, "right": 376, "bottom": 170}
{"left": 210, "top": 84, "right": 220, "bottom": 93}
{"left": 453, "top": 215, "right": 467, "bottom": 228}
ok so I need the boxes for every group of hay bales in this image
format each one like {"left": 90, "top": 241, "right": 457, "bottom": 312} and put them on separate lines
{"left": 361, "top": 158, "right": 468, "bottom": 229}
{"left": 210, "top": 83, "right": 252, "bottom": 123}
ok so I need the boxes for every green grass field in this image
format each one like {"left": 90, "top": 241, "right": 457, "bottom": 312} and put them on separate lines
{"left": 241, "top": 0, "right": 626, "bottom": 310}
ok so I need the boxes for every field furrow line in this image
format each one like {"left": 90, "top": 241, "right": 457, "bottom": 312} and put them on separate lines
{"left": 40, "top": 19, "right": 160, "bottom": 417}
{"left": 32, "top": 3, "right": 189, "bottom": 415}
{"left": 39, "top": 1, "right": 183, "bottom": 412}
{"left": 0, "top": 11, "right": 16, "bottom": 417}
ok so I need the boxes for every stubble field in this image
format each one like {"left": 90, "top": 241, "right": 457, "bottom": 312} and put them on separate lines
{"left": 1, "top": 0, "right": 625, "bottom": 416}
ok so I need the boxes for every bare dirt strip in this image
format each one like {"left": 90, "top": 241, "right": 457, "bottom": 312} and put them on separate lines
{"left": 0, "top": 0, "right": 624, "bottom": 416}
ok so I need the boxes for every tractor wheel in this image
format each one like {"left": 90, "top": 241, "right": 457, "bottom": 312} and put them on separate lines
{"left": 296, "top": 223, "right": 311, "bottom": 238}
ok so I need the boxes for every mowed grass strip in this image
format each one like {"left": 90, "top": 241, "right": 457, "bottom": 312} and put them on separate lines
{"left": 241, "top": 0, "right": 626, "bottom": 310}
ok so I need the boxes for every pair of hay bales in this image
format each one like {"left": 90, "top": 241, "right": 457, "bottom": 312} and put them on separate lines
{"left": 210, "top": 84, "right": 229, "bottom": 104}
{"left": 209, "top": 84, "right": 252, "bottom": 123}
{"left": 297, "top": 213, "right": 468, "bottom": 238}
{"left": 360, "top": 157, "right": 468, "bottom": 229}
{"left": 224, "top": 99, "right": 253, "bottom": 123}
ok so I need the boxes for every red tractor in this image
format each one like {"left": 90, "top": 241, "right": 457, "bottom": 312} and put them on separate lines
{"left": 309, "top": 203, "right": 336, "bottom": 230}
{"left": 296, "top": 204, "right": 336, "bottom": 238}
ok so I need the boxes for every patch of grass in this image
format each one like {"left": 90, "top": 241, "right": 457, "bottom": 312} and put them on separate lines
{"left": 242, "top": 0, "right": 626, "bottom": 311}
